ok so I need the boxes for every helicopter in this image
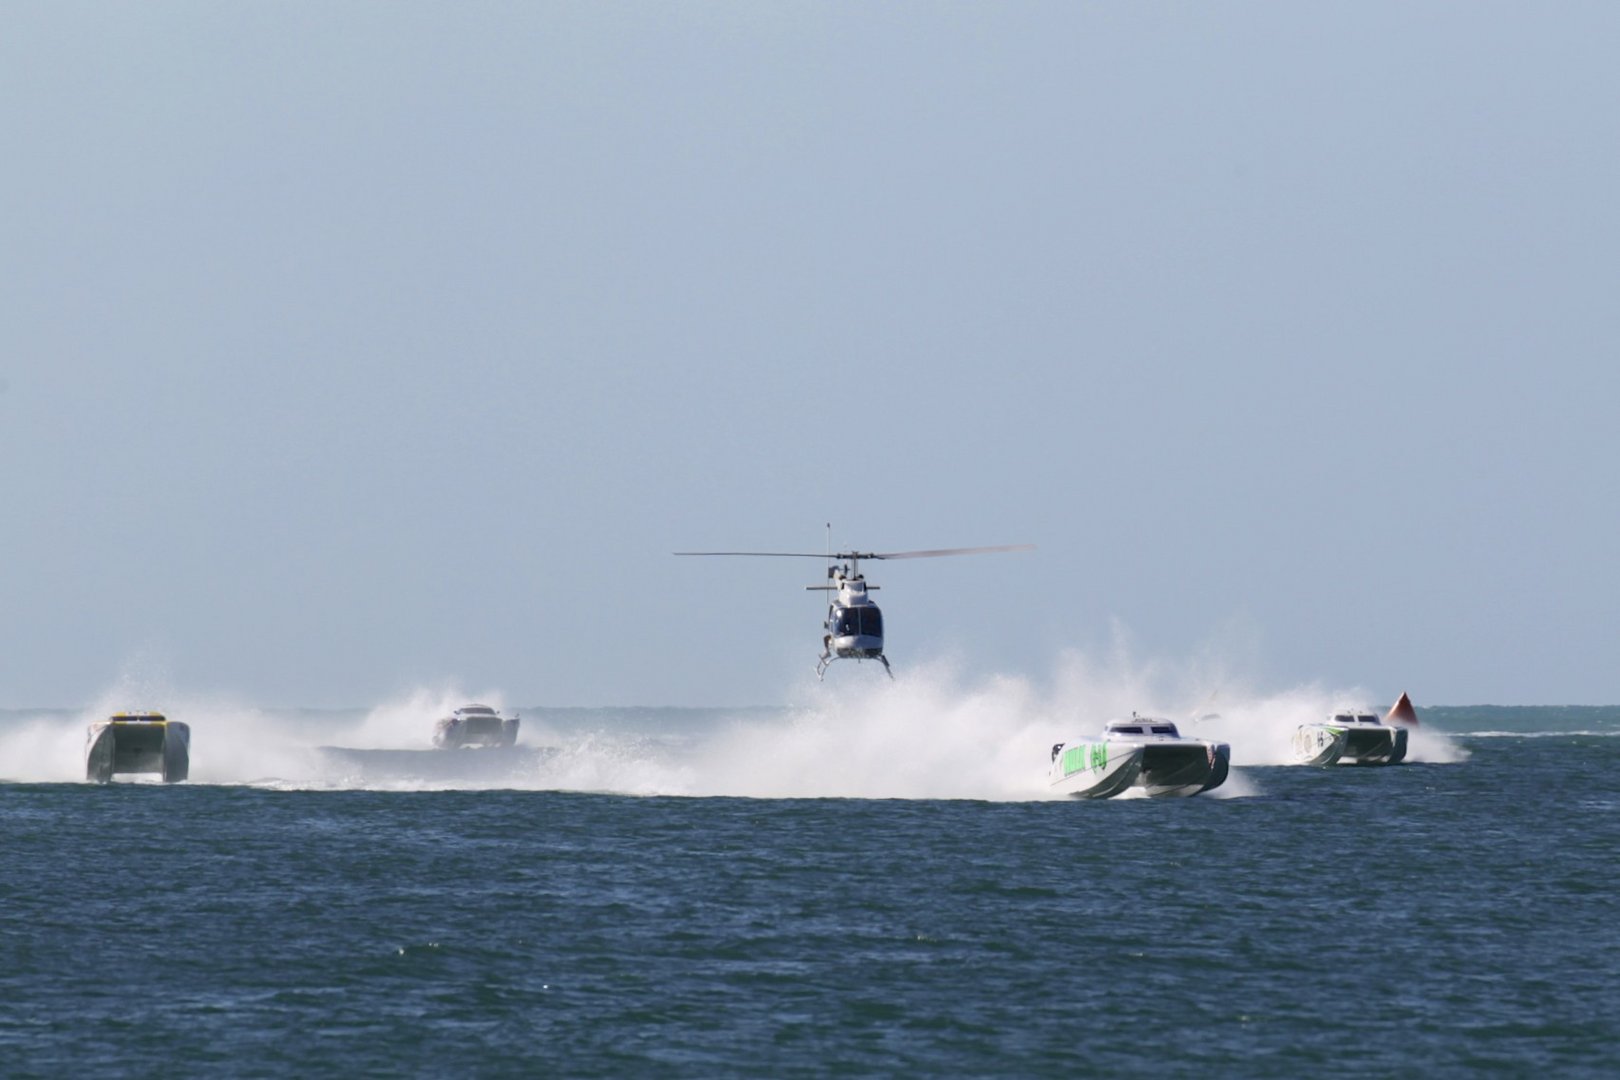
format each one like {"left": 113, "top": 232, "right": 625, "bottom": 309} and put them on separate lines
{"left": 675, "top": 538, "right": 1034, "bottom": 678}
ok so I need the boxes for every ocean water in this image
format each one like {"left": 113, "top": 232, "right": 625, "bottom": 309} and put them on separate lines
{"left": 2, "top": 697, "right": 1618, "bottom": 1076}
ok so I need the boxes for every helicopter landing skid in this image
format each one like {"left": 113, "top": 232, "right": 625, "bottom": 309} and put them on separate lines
{"left": 815, "top": 653, "right": 894, "bottom": 680}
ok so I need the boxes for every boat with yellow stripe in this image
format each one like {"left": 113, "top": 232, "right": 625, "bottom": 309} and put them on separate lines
{"left": 86, "top": 712, "right": 190, "bottom": 783}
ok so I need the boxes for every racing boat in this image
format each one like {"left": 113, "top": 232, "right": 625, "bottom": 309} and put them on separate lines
{"left": 86, "top": 712, "right": 190, "bottom": 783}
{"left": 432, "top": 704, "right": 519, "bottom": 749}
{"left": 1327, "top": 709, "right": 1409, "bottom": 765}
{"left": 1292, "top": 722, "right": 1349, "bottom": 766}
{"left": 1051, "top": 714, "right": 1230, "bottom": 798}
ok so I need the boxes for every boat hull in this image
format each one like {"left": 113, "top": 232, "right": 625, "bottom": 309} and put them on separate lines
{"left": 1136, "top": 741, "right": 1230, "bottom": 797}
{"left": 1293, "top": 723, "right": 1349, "bottom": 766}
{"left": 432, "top": 715, "right": 520, "bottom": 750}
{"left": 1050, "top": 741, "right": 1143, "bottom": 799}
{"left": 86, "top": 720, "right": 190, "bottom": 783}
{"left": 1050, "top": 737, "right": 1229, "bottom": 798}
{"left": 1337, "top": 725, "right": 1408, "bottom": 766}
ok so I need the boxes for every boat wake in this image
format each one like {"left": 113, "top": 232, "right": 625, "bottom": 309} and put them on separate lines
{"left": 0, "top": 653, "right": 1468, "bottom": 797}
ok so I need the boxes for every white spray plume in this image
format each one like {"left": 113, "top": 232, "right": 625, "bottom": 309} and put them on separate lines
{"left": 0, "top": 643, "right": 1465, "bottom": 792}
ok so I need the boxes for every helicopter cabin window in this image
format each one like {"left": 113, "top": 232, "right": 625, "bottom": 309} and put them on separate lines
{"left": 834, "top": 607, "right": 882, "bottom": 637}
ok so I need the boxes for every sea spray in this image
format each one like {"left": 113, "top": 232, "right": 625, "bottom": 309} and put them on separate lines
{"left": 0, "top": 653, "right": 1467, "bottom": 791}
{"left": 682, "top": 663, "right": 1054, "bottom": 800}
{"left": 0, "top": 712, "right": 88, "bottom": 783}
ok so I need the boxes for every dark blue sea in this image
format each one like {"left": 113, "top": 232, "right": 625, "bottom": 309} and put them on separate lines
{"left": 3, "top": 703, "right": 1618, "bottom": 1076}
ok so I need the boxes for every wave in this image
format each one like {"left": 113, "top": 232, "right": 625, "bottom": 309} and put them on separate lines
{"left": 1456, "top": 729, "right": 1620, "bottom": 739}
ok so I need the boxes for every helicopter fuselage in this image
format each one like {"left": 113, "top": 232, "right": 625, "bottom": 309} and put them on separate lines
{"left": 816, "top": 574, "right": 888, "bottom": 675}
{"left": 824, "top": 578, "right": 885, "bottom": 659}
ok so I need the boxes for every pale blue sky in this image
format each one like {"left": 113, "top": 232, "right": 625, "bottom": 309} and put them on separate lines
{"left": 3, "top": 2, "right": 1617, "bottom": 707}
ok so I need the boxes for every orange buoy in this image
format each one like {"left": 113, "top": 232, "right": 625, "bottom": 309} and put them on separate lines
{"left": 1385, "top": 691, "right": 1419, "bottom": 727}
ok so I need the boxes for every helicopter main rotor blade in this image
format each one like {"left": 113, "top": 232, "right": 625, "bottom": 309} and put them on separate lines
{"left": 673, "top": 552, "right": 830, "bottom": 558}
{"left": 868, "top": 544, "right": 1036, "bottom": 560}
{"left": 675, "top": 545, "right": 1035, "bottom": 560}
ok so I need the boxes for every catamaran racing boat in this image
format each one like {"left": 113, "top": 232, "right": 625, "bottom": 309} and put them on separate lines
{"left": 86, "top": 712, "right": 190, "bottom": 783}
{"left": 1327, "top": 709, "right": 1409, "bottom": 765}
{"left": 432, "top": 704, "right": 519, "bottom": 749}
{"left": 1051, "top": 714, "right": 1230, "bottom": 798}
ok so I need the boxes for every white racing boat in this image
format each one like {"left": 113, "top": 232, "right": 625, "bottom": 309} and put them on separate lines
{"left": 86, "top": 712, "right": 190, "bottom": 783}
{"left": 1051, "top": 714, "right": 1230, "bottom": 798}
{"left": 432, "top": 704, "right": 520, "bottom": 750}
{"left": 1328, "top": 709, "right": 1409, "bottom": 765}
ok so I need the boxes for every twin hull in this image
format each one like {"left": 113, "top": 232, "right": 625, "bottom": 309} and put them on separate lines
{"left": 1051, "top": 739, "right": 1230, "bottom": 799}
{"left": 86, "top": 720, "right": 190, "bottom": 784}
{"left": 432, "top": 715, "right": 520, "bottom": 750}
{"left": 1339, "top": 724, "right": 1409, "bottom": 766}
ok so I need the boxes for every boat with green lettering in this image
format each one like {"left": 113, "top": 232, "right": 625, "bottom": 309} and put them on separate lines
{"left": 1050, "top": 715, "right": 1229, "bottom": 798}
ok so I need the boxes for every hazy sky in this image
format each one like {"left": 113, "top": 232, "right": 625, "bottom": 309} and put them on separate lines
{"left": 3, "top": 2, "right": 1617, "bottom": 707}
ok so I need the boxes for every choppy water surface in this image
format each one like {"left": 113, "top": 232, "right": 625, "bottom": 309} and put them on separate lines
{"left": 3, "top": 707, "right": 1618, "bottom": 1076}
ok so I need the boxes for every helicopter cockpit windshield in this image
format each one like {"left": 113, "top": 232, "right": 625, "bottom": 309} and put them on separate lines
{"left": 833, "top": 606, "right": 883, "bottom": 638}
